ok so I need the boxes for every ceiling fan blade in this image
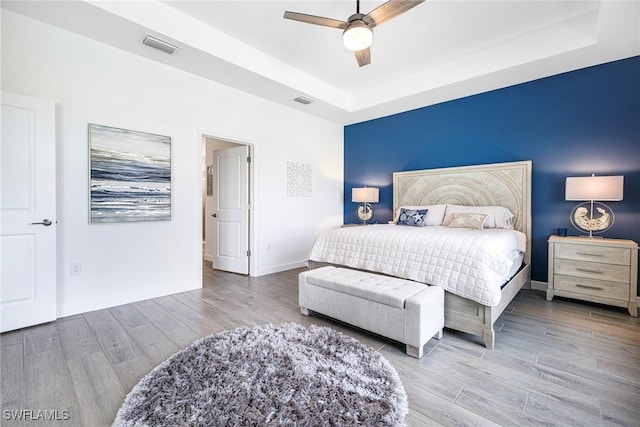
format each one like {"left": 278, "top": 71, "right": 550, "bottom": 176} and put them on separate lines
{"left": 365, "top": 0, "right": 425, "bottom": 27}
{"left": 283, "top": 11, "right": 348, "bottom": 29}
{"left": 354, "top": 47, "right": 371, "bottom": 67}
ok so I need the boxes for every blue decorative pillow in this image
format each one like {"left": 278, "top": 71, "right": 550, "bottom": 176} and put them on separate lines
{"left": 396, "top": 208, "right": 428, "bottom": 227}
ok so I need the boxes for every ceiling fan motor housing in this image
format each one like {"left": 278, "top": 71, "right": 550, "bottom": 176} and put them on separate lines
{"left": 343, "top": 13, "right": 373, "bottom": 51}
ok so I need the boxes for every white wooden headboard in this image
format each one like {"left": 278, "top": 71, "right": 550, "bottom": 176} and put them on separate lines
{"left": 393, "top": 160, "right": 532, "bottom": 263}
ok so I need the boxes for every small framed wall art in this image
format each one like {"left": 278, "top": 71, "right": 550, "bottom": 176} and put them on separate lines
{"left": 206, "top": 166, "right": 214, "bottom": 196}
{"left": 89, "top": 124, "right": 171, "bottom": 223}
{"left": 286, "top": 161, "right": 312, "bottom": 197}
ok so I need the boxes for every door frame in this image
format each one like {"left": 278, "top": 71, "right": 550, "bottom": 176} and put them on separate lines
{"left": 197, "top": 129, "right": 255, "bottom": 277}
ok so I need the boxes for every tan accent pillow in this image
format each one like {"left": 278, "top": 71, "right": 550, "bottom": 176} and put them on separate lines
{"left": 446, "top": 213, "right": 488, "bottom": 230}
{"left": 443, "top": 205, "right": 514, "bottom": 229}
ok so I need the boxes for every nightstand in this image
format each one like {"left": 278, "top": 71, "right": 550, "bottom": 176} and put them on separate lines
{"left": 547, "top": 235, "right": 638, "bottom": 317}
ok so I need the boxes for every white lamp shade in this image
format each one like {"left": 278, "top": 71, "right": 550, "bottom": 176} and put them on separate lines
{"left": 352, "top": 187, "right": 379, "bottom": 203}
{"left": 565, "top": 175, "right": 624, "bottom": 201}
{"left": 342, "top": 22, "right": 373, "bottom": 51}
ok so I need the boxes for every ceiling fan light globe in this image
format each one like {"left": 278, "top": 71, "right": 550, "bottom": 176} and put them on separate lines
{"left": 342, "top": 21, "right": 373, "bottom": 51}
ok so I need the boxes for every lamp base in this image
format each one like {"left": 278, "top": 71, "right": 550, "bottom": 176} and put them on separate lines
{"left": 570, "top": 201, "right": 614, "bottom": 237}
{"left": 357, "top": 203, "right": 373, "bottom": 224}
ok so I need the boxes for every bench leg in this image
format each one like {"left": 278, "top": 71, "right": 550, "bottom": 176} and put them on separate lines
{"left": 299, "top": 306, "right": 310, "bottom": 316}
{"left": 406, "top": 345, "right": 423, "bottom": 359}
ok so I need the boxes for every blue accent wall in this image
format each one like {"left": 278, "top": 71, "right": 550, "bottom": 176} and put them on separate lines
{"left": 344, "top": 56, "right": 640, "bottom": 295}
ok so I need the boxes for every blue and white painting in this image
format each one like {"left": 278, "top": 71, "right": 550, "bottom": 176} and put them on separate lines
{"left": 89, "top": 124, "right": 171, "bottom": 223}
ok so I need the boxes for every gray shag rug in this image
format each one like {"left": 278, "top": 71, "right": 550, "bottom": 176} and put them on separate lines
{"left": 113, "top": 323, "right": 407, "bottom": 426}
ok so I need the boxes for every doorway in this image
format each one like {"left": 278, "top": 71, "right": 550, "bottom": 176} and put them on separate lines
{"left": 201, "top": 134, "right": 253, "bottom": 276}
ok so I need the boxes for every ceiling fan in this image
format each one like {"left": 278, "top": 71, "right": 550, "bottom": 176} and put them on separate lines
{"left": 284, "top": 0, "right": 425, "bottom": 67}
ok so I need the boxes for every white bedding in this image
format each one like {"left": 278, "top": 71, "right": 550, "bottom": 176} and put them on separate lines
{"left": 307, "top": 224, "right": 526, "bottom": 306}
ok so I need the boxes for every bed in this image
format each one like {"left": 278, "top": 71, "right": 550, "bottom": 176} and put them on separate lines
{"left": 308, "top": 160, "right": 532, "bottom": 349}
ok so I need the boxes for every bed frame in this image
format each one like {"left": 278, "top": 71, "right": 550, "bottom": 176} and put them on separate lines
{"left": 392, "top": 160, "right": 532, "bottom": 349}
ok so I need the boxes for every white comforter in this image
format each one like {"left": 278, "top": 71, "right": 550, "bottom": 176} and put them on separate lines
{"left": 307, "top": 224, "right": 526, "bottom": 306}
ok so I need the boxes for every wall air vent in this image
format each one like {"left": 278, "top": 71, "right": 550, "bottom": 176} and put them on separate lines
{"left": 142, "top": 34, "right": 179, "bottom": 55}
{"left": 293, "top": 96, "right": 313, "bottom": 105}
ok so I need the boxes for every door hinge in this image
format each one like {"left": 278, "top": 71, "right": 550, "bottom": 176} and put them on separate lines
{"left": 246, "top": 250, "right": 251, "bottom": 257}
{"left": 247, "top": 156, "right": 251, "bottom": 163}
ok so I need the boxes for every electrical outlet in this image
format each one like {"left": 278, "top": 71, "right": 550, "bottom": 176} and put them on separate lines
{"left": 70, "top": 263, "right": 81, "bottom": 276}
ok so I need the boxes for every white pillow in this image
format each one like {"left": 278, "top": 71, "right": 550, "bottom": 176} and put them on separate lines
{"left": 392, "top": 204, "right": 447, "bottom": 226}
{"left": 443, "top": 204, "right": 514, "bottom": 229}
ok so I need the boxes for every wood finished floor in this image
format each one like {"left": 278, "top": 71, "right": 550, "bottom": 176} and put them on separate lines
{"left": 1, "top": 263, "right": 639, "bottom": 426}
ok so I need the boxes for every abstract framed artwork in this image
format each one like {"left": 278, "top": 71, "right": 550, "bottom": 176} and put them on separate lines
{"left": 206, "top": 166, "right": 214, "bottom": 196}
{"left": 286, "top": 161, "right": 312, "bottom": 197}
{"left": 89, "top": 124, "right": 171, "bottom": 223}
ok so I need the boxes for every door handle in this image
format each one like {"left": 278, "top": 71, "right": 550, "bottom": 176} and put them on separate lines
{"left": 31, "top": 219, "right": 53, "bottom": 226}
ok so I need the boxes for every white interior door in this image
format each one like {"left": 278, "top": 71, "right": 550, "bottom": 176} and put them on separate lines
{"left": 212, "top": 146, "right": 249, "bottom": 274}
{"left": 1, "top": 92, "right": 57, "bottom": 333}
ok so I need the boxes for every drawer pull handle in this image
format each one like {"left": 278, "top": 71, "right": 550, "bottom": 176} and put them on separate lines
{"left": 575, "top": 267, "right": 604, "bottom": 274}
{"left": 575, "top": 251, "right": 604, "bottom": 257}
{"left": 576, "top": 284, "right": 604, "bottom": 291}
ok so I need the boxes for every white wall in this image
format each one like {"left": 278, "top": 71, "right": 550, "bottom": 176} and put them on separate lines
{"left": 1, "top": 10, "right": 344, "bottom": 317}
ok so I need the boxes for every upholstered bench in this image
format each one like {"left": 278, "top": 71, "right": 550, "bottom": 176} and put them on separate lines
{"left": 299, "top": 266, "right": 444, "bottom": 358}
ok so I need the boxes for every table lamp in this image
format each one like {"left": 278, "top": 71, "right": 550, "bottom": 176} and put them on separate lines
{"left": 352, "top": 187, "right": 379, "bottom": 225}
{"left": 565, "top": 174, "right": 623, "bottom": 238}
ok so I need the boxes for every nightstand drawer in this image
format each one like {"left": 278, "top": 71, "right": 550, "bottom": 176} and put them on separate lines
{"left": 555, "top": 243, "right": 630, "bottom": 265}
{"left": 554, "top": 275, "right": 629, "bottom": 301}
{"left": 554, "top": 259, "right": 630, "bottom": 283}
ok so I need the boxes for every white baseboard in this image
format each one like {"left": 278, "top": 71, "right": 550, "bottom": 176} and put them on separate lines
{"left": 530, "top": 280, "right": 547, "bottom": 292}
{"left": 203, "top": 255, "right": 304, "bottom": 277}
{"left": 254, "top": 260, "right": 307, "bottom": 277}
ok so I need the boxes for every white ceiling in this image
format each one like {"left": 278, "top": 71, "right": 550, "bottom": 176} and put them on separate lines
{"left": 3, "top": 1, "right": 639, "bottom": 125}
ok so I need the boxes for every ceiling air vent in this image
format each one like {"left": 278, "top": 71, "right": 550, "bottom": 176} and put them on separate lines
{"left": 142, "top": 34, "right": 179, "bottom": 55}
{"left": 293, "top": 96, "right": 313, "bottom": 105}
